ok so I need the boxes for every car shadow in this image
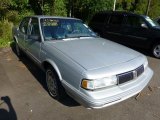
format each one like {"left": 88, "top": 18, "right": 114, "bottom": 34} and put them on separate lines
{"left": 10, "top": 42, "right": 80, "bottom": 107}
{"left": 0, "top": 96, "right": 17, "bottom": 120}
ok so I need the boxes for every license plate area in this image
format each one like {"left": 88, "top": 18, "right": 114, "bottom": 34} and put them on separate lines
{"left": 117, "top": 65, "right": 144, "bottom": 85}
{"left": 117, "top": 71, "right": 134, "bottom": 84}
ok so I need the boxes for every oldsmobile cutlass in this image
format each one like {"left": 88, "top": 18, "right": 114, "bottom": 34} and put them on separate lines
{"left": 12, "top": 16, "right": 153, "bottom": 108}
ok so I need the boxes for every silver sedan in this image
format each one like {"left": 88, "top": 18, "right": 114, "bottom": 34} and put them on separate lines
{"left": 13, "top": 16, "right": 153, "bottom": 108}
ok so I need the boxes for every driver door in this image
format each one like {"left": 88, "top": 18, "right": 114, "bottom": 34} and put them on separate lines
{"left": 122, "top": 15, "right": 152, "bottom": 48}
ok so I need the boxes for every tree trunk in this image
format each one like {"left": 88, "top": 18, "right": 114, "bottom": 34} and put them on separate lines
{"left": 146, "top": 0, "right": 151, "bottom": 16}
{"left": 49, "top": 0, "right": 55, "bottom": 15}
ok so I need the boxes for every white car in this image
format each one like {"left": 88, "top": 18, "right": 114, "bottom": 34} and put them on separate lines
{"left": 13, "top": 16, "right": 153, "bottom": 108}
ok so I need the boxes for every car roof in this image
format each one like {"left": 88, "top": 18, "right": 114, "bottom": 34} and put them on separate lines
{"left": 95, "top": 11, "right": 148, "bottom": 18}
{"left": 26, "top": 15, "right": 81, "bottom": 20}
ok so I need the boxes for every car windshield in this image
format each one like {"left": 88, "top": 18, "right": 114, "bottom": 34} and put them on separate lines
{"left": 145, "top": 17, "right": 159, "bottom": 27}
{"left": 40, "top": 18, "right": 97, "bottom": 40}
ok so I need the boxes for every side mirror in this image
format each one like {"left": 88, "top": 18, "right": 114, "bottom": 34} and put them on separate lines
{"left": 141, "top": 23, "right": 148, "bottom": 29}
{"left": 28, "top": 35, "right": 41, "bottom": 42}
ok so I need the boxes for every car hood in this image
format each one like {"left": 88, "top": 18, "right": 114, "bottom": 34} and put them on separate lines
{"left": 152, "top": 26, "right": 160, "bottom": 30}
{"left": 48, "top": 38, "right": 141, "bottom": 70}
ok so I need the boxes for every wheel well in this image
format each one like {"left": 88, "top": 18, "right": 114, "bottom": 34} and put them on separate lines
{"left": 43, "top": 61, "right": 66, "bottom": 99}
{"left": 151, "top": 39, "right": 160, "bottom": 49}
{"left": 42, "top": 61, "right": 59, "bottom": 78}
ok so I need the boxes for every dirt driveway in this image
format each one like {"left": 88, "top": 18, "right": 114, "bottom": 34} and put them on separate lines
{"left": 0, "top": 47, "right": 160, "bottom": 120}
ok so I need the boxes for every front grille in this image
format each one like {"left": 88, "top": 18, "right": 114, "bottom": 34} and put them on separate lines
{"left": 136, "top": 65, "right": 144, "bottom": 76}
{"left": 118, "top": 71, "right": 134, "bottom": 84}
{"left": 117, "top": 65, "right": 144, "bottom": 85}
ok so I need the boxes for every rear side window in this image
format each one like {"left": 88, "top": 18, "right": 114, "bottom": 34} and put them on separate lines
{"left": 109, "top": 15, "right": 124, "bottom": 25}
{"left": 19, "top": 17, "right": 30, "bottom": 34}
{"left": 91, "top": 13, "right": 109, "bottom": 23}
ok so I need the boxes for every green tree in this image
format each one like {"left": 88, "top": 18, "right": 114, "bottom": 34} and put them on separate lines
{"left": 148, "top": 0, "right": 160, "bottom": 18}
{"left": 134, "top": 0, "right": 147, "bottom": 15}
{"left": 54, "top": 0, "right": 67, "bottom": 16}
{"left": 0, "top": 0, "right": 11, "bottom": 19}
{"left": 68, "top": 0, "right": 113, "bottom": 21}
{"left": 115, "top": 0, "right": 160, "bottom": 18}
{"left": 28, "top": 0, "right": 67, "bottom": 16}
{"left": 116, "top": 0, "right": 139, "bottom": 12}
{"left": 28, "top": 0, "right": 43, "bottom": 15}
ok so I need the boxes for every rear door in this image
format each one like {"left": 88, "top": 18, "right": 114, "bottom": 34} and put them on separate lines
{"left": 89, "top": 13, "right": 109, "bottom": 37}
{"left": 17, "top": 17, "right": 30, "bottom": 50}
{"left": 104, "top": 14, "right": 125, "bottom": 43}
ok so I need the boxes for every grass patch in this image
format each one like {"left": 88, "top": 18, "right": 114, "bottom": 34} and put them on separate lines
{"left": 0, "top": 20, "right": 13, "bottom": 48}
{"left": 0, "top": 38, "right": 13, "bottom": 48}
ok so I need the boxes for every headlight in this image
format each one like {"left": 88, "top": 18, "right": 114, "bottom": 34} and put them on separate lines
{"left": 81, "top": 76, "right": 117, "bottom": 90}
{"left": 143, "top": 58, "right": 148, "bottom": 70}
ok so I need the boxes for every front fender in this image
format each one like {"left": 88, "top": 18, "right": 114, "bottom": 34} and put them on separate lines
{"left": 42, "top": 59, "right": 62, "bottom": 81}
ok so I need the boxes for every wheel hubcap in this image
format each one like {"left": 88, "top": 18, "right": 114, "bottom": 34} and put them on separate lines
{"left": 153, "top": 45, "right": 160, "bottom": 58}
{"left": 46, "top": 70, "right": 57, "bottom": 97}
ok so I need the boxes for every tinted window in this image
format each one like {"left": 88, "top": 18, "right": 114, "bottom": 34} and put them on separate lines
{"left": 91, "top": 13, "right": 109, "bottom": 23}
{"left": 19, "top": 17, "right": 30, "bottom": 34}
{"left": 109, "top": 15, "right": 124, "bottom": 25}
{"left": 126, "top": 16, "right": 147, "bottom": 27}
{"left": 28, "top": 18, "right": 40, "bottom": 35}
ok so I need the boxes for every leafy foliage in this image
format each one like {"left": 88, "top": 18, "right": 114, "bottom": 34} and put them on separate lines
{"left": 66, "top": 0, "right": 113, "bottom": 21}
{"left": 54, "top": 0, "right": 67, "bottom": 16}
{"left": 148, "top": 0, "right": 160, "bottom": 18}
{"left": 0, "top": 20, "right": 13, "bottom": 47}
{"left": 0, "top": 0, "right": 160, "bottom": 47}
{"left": 116, "top": 0, "right": 160, "bottom": 18}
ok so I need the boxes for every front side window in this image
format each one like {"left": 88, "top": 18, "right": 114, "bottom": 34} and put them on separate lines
{"left": 40, "top": 18, "right": 96, "bottom": 40}
{"left": 126, "top": 16, "right": 147, "bottom": 27}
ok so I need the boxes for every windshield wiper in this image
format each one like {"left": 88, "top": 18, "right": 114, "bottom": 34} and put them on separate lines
{"left": 65, "top": 34, "right": 93, "bottom": 38}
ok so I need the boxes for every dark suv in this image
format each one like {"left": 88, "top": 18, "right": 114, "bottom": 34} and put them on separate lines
{"left": 155, "top": 17, "right": 160, "bottom": 25}
{"left": 89, "top": 11, "right": 160, "bottom": 58}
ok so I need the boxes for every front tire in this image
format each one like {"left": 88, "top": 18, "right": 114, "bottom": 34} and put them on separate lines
{"left": 15, "top": 41, "right": 22, "bottom": 57}
{"left": 46, "top": 67, "right": 66, "bottom": 100}
{"left": 152, "top": 43, "right": 160, "bottom": 58}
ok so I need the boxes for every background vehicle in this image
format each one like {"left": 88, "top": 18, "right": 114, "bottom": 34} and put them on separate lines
{"left": 89, "top": 11, "right": 160, "bottom": 58}
{"left": 12, "top": 16, "right": 153, "bottom": 109}
{"left": 155, "top": 17, "right": 160, "bottom": 25}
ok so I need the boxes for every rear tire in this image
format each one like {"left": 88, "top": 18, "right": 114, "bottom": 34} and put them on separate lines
{"left": 46, "top": 66, "right": 66, "bottom": 100}
{"left": 152, "top": 42, "right": 160, "bottom": 58}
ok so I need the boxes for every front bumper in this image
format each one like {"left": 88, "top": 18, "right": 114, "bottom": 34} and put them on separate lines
{"left": 63, "top": 67, "right": 153, "bottom": 109}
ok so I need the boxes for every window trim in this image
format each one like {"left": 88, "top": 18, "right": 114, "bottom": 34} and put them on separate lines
{"left": 19, "top": 17, "right": 30, "bottom": 34}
